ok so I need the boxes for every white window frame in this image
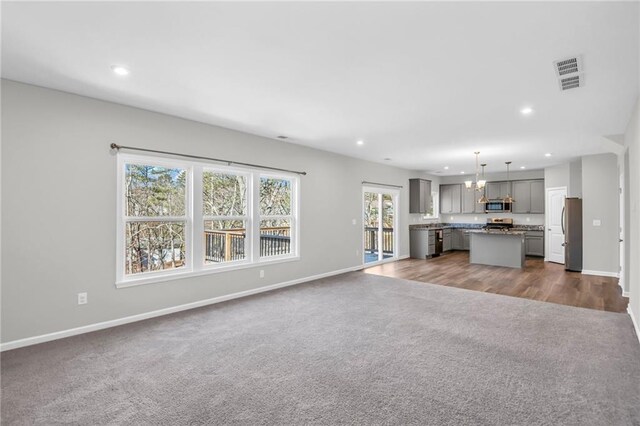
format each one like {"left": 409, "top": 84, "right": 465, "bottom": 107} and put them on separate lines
{"left": 258, "top": 173, "right": 299, "bottom": 261}
{"left": 198, "top": 167, "right": 253, "bottom": 270}
{"left": 116, "top": 153, "right": 300, "bottom": 288}
{"left": 424, "top": 190, "right": 439, "bottom": 219}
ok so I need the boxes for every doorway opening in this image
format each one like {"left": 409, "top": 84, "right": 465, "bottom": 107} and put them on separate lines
{"left": 363, "top": 188, "right": 398, "bottom": 265}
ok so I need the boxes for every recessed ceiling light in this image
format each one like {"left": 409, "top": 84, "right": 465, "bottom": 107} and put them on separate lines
{"left": 444, "top": 166, "right": 449, "bottom": 170}
{"left": 460, "top": 171, "right": 465, "bottom": 174}
{"left": 111, "top": 65, "right": 129, "bottom": 76}
{"left": 520, "top": 166, "right": 526, "bottom": 169}
{"left": 357, "top": 140, "right": 364, "bottom": 146}
{"left": 545, "top": 153, "right": 552, "bottom": 157}
{"left": 520, "top": 107, "right": 534, "bottom": 115}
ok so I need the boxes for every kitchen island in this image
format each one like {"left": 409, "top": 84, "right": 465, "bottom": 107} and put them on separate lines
{"left": 468, "top": 230, "right": 526, "bottom": 269}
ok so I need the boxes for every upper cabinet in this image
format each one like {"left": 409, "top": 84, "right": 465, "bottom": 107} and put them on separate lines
{"left": 485, "top": 181, "right": 511, "bottom": 200}
{"left": 512, "top": 180, "right": 545, "bottom": 214}
{"left": 440, "top": 184, "right": 462, "bottom": 214}
{"left": 462, "top": 186, "right": 485, "bottom": 214}
{"left": 409, "top": 179, "right": 432, "bottom": 214}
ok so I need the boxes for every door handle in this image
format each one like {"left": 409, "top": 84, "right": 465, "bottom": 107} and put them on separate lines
{"left": 561, "top": 206, "right": 565, "bottom": 235}
{"left": 561, "top": 242, "right": 568, "bottom": 247}
{"left": 619, "top": 239, "right": 624, "bottom": 242}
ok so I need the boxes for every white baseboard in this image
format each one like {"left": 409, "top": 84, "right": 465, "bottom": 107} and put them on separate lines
{"left": 398, "top": 254, "right": 410, "bottom": 260}
{"left": 581, "top": 270, "right": 619, "bottom": 278}
{"left": 623, "top": 291, "right": 630, "bottom": 297}
{"left": 628, "top": 306, "right": 640, "bottom": 345}
{"left": 0, "top": 265, "right": 363, "bottom": 352}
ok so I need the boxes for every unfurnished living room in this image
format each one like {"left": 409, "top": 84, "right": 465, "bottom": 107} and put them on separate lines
{"left": 1, "top": 1, "right": 640, "bottom": 425}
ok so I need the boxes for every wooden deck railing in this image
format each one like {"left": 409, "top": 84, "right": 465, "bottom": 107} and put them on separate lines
{"left": 204, "top": 227, "right": 290, "bottom": 262}
{"left": 364, "top": 227, "right": 394, "bottom": 254}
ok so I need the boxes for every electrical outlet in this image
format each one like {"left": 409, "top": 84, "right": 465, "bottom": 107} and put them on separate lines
{"left": 526, "top": 217, "right": 531, "bottom": 222}
{"left": 77, "top": 292, "right": 88, "bottom": 305}
{"left": 593, "top": 219, "right": 601, "bottom": 227}
{"left": 259, "top": 270, "right": 264, "bottom": 278}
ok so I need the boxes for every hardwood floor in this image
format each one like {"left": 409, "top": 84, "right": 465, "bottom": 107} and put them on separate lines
{"left": 364, "top": 251, "right": 628, "bottom": 313}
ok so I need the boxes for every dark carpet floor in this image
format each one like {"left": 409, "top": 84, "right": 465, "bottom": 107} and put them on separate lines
{"left": 2, "top": 272, "right": 639, "bottom": 425}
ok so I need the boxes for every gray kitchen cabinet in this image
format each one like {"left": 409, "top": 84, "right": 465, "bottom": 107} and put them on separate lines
{"left": 409, "top": 179, "right": 432, "bottom": 214}
{"left": 439, "top": 184, "right": 462, "bottom": 214}
{"left": 512, "top": 180, "right": 545, "bottom": 214}
{"left": 410, "top": 229, "right": 429, "bottom": 259}
{"left": 452, "top": 229, "right": 463, "bottom": 250}
{"left": 451, "top": 229, "right": 471, "bottom": 250}
{"left": 443, "top": 228, "right": 452, "bottom": 251}
{"left": 462, "top": 187, "right": 485, "bottom": 214}
{"left": 512, "top": 181, "right": 531, "bottom": 213}
{"left": 428, "top": 230, "right": 436, "bottom": 256}
{"left": 525, "top": 231, "right": 544, "bottom": 256}
{"left": 485, "top": 181, "right": 511, "bottom": 200}
{"left": 530, "top": 180, "right": 545, "bottom": 213}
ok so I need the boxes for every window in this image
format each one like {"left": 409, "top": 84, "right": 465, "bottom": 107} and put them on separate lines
{"left": 424, "top": 191, "right": 438, "bottom": 219}
{"left": 203, "top": 171, "right": 249, "bottom": 264}
{"left": 117, "top": 154, "right": 299, "bottom": 287}
{"left": 260, "top": 176, "right": 294, "bottom": 258}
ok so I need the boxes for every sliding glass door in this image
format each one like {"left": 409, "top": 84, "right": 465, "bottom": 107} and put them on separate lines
{"left": 363, "top": 188, "right": 398, "bottom": 264}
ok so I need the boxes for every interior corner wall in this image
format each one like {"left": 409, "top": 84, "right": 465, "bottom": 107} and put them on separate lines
{"left": 624, "top": 96, "right": 640, "bottom": 328}
{"left": 569, "top": 159, "right": 582, "bottom": 198}
{"left": 581, "top": 154, "right": 619, "bottom": 275}
{"left": 0, "top": 80, "right": 420, "bottom": 344}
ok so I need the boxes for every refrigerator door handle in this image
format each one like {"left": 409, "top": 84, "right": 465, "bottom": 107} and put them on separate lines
{"left": 561, "top": 206, "right": 565, "bottom": 235}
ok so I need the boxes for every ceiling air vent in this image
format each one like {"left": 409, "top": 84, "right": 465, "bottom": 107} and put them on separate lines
{"left": 553, "top": 55, "right": 584, "bottom": 91}
{"left": 560, "top": 75, "right": 583, "bottom": 91}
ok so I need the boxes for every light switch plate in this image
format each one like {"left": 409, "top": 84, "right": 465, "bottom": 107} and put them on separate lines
{"left": 593, "top": 219, "right": 601, "bottom": 226}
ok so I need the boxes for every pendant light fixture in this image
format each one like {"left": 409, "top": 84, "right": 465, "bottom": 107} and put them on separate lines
{"left": 503, "top": 161, "right": 515, "bottom": 203}
{"left": 465, "top": 152, "right": 486, "bottom": 191}
{"left": 478, "top": 163, "right": 489, "bottom": 204}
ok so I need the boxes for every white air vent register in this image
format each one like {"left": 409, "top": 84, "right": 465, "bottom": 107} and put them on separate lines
{"left": 553, "top": 56, "right": 584, "bottom": 91}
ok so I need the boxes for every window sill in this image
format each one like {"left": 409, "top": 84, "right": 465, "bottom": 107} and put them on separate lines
{"left": 115, "top": 255, "right": 300, "bottom": 289}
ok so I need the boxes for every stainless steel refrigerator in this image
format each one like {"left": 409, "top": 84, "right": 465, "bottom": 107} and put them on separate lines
{"left": 563, "top": 198, "right": 583, "bottom": 272}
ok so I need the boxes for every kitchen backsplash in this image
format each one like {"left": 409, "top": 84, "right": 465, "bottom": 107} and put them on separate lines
{"left": 410, "top": 213, "right": 545, "bottom": 226}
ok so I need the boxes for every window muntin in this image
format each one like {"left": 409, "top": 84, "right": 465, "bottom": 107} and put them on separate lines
{"left": 117, "top": 155, "right": 299, "bottom": 286}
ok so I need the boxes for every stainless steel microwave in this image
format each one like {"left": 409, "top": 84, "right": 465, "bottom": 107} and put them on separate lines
{"left": 485, "top": 201, "right": 512, "bottom": 212}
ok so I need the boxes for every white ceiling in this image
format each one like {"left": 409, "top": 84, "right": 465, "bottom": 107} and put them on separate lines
{"left": 2, "top": 2, "right": 639, "bottom": 175}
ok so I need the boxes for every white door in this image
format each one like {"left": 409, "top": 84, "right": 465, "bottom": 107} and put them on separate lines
{"left": 619, "top": 166, "right": 625, "bottom": 290}
{"left": 547, "top": 187, "right": 567, "bottom": 264}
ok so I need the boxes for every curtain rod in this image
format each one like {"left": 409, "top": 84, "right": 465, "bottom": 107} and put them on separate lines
{"left": 362, "top": 181, "right": 403, "bottom": 189}
{"left": 110, "top": 143, "right": 307, "bottom": 176}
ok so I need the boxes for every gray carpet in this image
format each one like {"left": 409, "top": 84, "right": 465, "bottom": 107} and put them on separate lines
{"left": 2, "top": 272, "right": 639, "bottom": 425}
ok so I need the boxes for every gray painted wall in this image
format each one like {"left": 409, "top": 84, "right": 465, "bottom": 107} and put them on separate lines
{"left": 624, "top": 97, "right": 639, "bottom": 327}
{"left": 544, "top": 163, "right": 571, "bottom": 193}
{"left": 581, "top": 154, "right": 619, "bottom": 274}
{"left": 1, "top": 80, "right": 431, "bottom": 343}
{"left": 569, "top": 160, "right": 583, "bottom": 198}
